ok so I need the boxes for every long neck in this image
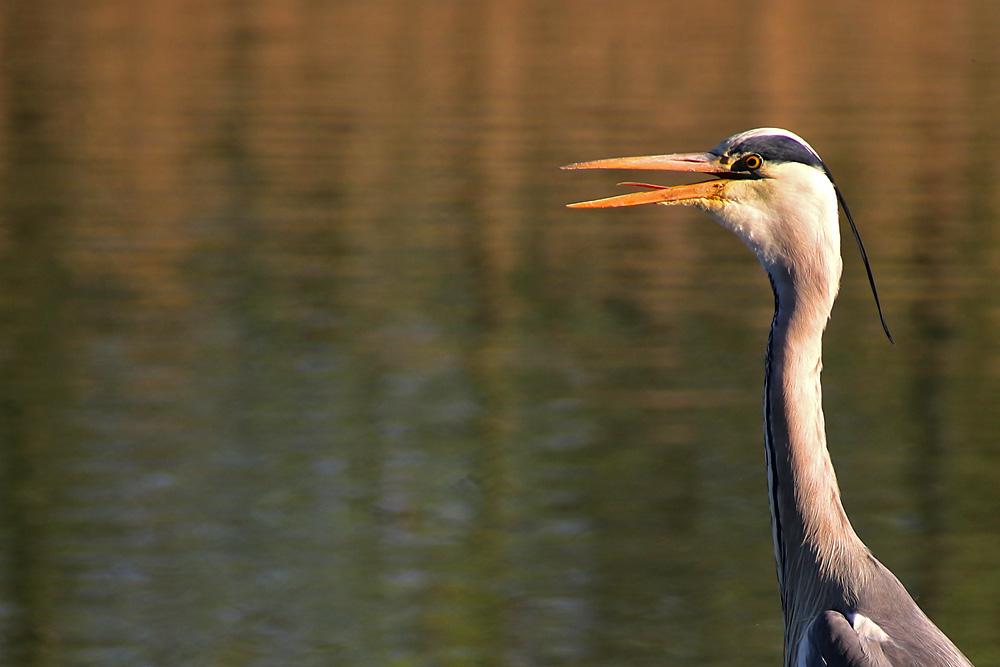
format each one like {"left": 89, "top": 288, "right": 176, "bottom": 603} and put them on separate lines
{"left": 763, "top": 269, "right": 868, "bottom": 643}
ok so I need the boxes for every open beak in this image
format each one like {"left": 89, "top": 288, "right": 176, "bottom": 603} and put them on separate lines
{"left": 561, "top": 152, "right": 734, "bottom": 208}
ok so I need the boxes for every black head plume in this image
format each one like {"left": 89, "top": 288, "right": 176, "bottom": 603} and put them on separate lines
{"left": 830, "top": 179, "right": 894, "bottom": 344}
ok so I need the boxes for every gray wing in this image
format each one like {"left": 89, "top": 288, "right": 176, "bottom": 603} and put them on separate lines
{"left": 799, "top": 610, "right": 891, "bottom": 667}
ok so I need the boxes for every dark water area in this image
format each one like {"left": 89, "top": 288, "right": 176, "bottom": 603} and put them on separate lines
{"left": 0, "top": 1, "right": 999, "bottom": 665}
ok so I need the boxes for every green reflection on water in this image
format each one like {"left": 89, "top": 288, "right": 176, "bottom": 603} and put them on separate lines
{"left": 1, "top": 1, "right": 1000, "bottom": 665}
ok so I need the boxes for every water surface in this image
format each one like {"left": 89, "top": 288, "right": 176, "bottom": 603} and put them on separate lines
{"left": 0, "top": 1, "right": 999, "bottom": 665}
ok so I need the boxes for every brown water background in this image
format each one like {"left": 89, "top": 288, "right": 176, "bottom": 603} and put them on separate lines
{"left": 1, "top": 1, "right": 999, "bottom": 665}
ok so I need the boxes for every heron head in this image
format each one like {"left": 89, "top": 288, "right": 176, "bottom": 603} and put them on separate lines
{"left": 562, "top": 128, "right": 837, "bottom": 266}
{"left": 563, "top": 128, "right": 892, "bottom": 341}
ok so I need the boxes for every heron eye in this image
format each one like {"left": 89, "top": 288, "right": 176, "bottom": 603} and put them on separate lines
{"left": 742, "top": 154, "right": 763, "bottom": 170}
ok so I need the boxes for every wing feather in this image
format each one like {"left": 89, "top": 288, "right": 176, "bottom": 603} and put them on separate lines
{"left": 799, "top": 610, "right": 891, "bottom": 667}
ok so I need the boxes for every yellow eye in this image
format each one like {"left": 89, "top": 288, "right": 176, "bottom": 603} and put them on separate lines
{"left": 743, "top": 154, "right": 763, "bottom": 170}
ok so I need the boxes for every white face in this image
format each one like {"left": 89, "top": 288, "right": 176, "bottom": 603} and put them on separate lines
{"left": 698, "top": 160, "right": 837, "bottom": 260}
{"left": 692, "top": 159, "right": 842, "bottom": 308}
{"left": 564, "top": 127, "right": 853, "bottom": 320}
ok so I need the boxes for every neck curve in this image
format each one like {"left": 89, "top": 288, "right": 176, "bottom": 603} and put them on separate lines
{"left": 764, "top": 268, "right": 868, "bottom": 645}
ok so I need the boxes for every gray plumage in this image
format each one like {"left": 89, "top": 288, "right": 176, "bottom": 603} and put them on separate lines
{"left": 564, "top": 128, "right": 974, "bottom": 666}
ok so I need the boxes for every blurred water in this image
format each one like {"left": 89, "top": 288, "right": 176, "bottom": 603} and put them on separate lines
{"left": 0, "top": 1, "right": 999, "bottom": 665}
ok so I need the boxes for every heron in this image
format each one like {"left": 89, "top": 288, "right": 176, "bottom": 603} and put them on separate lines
{"left": 563, "top": 128, "right": 974, "bottom": 667}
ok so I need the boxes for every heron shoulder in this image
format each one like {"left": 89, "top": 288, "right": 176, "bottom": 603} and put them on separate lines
{"left": 797, "top": 610, "right": 892, "bottom": 667}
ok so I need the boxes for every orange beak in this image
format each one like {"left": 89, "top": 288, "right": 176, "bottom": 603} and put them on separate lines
{"left": 561, "top": 152, "right": 734, "bottom": 208}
